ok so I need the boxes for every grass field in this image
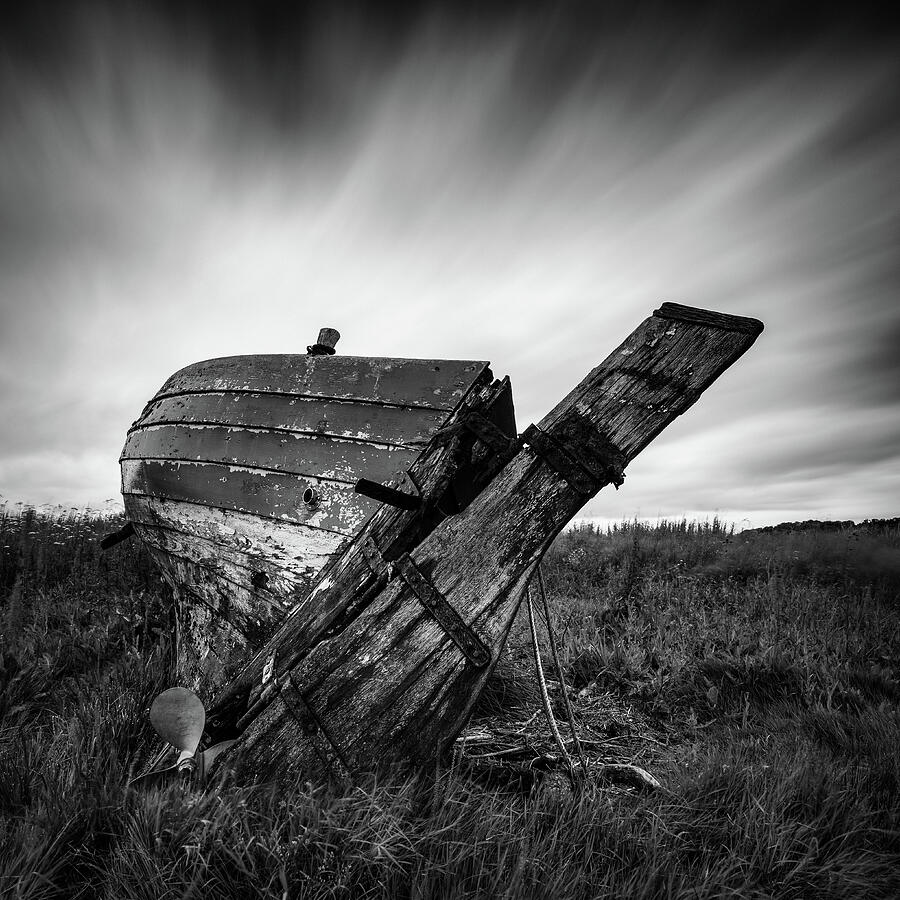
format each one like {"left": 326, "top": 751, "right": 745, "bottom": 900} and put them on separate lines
{"left": 1, "top": 507, "right": 899, "bottom": 898}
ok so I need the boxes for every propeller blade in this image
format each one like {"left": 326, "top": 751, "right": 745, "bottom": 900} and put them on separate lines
{"left": 129, "top": 740, "right": 237, "bottom": 787}
{"left": 128, "top": 760, "right": 181, "bottom": 788}
{"left": 197, "top": 739, "right": 237, "bottom": 779}
{"left": 150, "top": 687, "right": 206, "bottom": 754}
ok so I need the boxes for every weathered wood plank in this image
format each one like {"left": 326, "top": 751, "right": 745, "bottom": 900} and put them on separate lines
{"left": 223, "top": 305, "right": 763, "bottom": 784}
{"left": 141, "top": 544, "right": 260, "bottom": 698}
{"left": 133, "top": 523, "right": 309, "bottom": 610}
{"left": 124, "top": 496, "right": 344, "bottom": 587}
{"left": 124, "top": 495, "right": 345, "bottom": 699}
{"left": 121, "top": 459, "right": 379, "bottom": 535}
{"left": 131, "top": 392, "right": 446, "bottom": 447}
{"left": 122, "top": 425, "right": 418, "bottom": 486}
{"left": 140, "top": 533, "right": 283, "bottom": 638}
{"left": 157, "top": 356, "right": 490, "bottom": 410}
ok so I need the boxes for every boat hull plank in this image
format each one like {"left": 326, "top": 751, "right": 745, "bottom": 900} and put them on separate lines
{"left": 125, "top": 496, "right": 343, "bottom": 579}
{"left": 140, "top": 533, "right": 284, "bottom": 639}
{"left": 122, "top": 425, "right": 418, "bottom": 486}
{"left": 142, "top": 544, "right": 269, "bottom": 696}
{"left": 157, "top": 356, "right": 490, "bottom": 410}
{"left": 132, "top": 393, "right": 447, "bottom": 447}
{"left": 125, "top": 493, "right": 348, "bottom": 696}
{"left": 132, "top": 523, "right": 312, "bottom": 608}
{"left": 122, "top": 459, "right": 379, "bottom": 535}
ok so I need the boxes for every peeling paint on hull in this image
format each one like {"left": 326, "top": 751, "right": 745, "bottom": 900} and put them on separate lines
{"left": 120, "top": 354, "right": 492, "bottom": 696}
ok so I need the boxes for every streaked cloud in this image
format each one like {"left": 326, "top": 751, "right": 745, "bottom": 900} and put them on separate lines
{"left": 0, "top": 4, "right": 897, "bottom": 527}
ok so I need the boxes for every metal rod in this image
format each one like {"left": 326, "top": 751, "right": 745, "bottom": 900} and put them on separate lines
{"left": 354, "top": 478, "right": 422, "bottom": 511}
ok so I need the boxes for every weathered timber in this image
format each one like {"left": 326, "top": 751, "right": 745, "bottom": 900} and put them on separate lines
{"left": 134, "top": 525, "right": 307, "bottom": 609}
{"left": 204, "top": 376, "right": 518, "bottom": 737}
{"left": 156, "top": 356, "right": 489, "bottom": 409}
{"left": 122, "top": 425, "right": 419, "bottom": 486}
{"left": 140, "top": 543, "right": 257, "bottom": 690}
{"left": 125, "top": 505, "right": 334, "bottom": 582}
{"left": 123, "top": 494, "right": 348, "bottom": 695}
{"left": 124, "top": 497, "right": 344, "bottom": 573}
{"left": 131, "top": 393, "right": 447, "bottom": 446}
{"left": 219, "top": 303, "right": 763, "bottom": 784}
{"left": 121, "top": 459, "right": 378, "bottom": 535}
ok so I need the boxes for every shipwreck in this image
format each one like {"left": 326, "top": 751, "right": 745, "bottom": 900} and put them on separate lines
{"left": 107, "top": 303, "right": 763, "bottom": 786}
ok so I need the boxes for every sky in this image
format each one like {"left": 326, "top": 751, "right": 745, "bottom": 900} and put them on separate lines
{"left": 0, "top": 1, "right": 898, "bottom": 529}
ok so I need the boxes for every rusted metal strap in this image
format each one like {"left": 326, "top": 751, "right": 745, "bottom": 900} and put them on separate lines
{"left": 359, "top": 535, "right": 388, "bottom": 576}
{"left": 431, "top": 410, "right": 515, "bottom": 456}
{"left": 394, "top": 554, "right": 491, "bottom": 668}
{"left": 283, "top": 671, "right": 354, "bottom": 777}
{"left": 523, "top": 423, "right": 626, "bottom": 495}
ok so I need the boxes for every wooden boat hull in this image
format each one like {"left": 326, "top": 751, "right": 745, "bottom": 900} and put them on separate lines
{"left": 121, "top": 353, "right": 515, "bottom": 698}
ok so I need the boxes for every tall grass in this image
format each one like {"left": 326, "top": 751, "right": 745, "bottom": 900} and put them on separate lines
{"left": 1, "top": 510, "right": 898, "bottom": 898}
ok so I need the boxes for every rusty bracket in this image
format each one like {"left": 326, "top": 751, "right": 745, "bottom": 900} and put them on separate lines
{"left": 523, "top": 423, "right": 626, "bottom": 495}
{"left": 460, "top": 411, "right": 518, "bottom": 456}
{"left": 432, "top": 410, "right": 516, "bottom": 457}
{"left": 394, "top": 554, "right": 491, "bottom": 668}
{"left": 283, "top": 671, "right": 354, "bottom": 777}
{"left": 359, "top": 535, "right": 388, "bottom": 577}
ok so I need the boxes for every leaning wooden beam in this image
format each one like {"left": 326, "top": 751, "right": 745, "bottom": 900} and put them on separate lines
{"left": 219, "top": 303, "right": 763, "bottom": 784}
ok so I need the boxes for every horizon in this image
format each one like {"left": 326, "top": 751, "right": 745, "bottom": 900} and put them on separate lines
{"left": 1, "top": 493, "right": 894, "bottom": 536}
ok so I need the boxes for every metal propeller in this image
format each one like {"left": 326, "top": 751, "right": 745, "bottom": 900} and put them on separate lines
{"left": 130, "top": 687, "right": 236, "bottom": 786}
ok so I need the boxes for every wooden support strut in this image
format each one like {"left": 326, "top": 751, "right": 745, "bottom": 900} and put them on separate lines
{"left": 354, "top": 478, "right": 423, "bottom": 511}
{"left": 100, "top": 521, "right": 135, "bottom": 550}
